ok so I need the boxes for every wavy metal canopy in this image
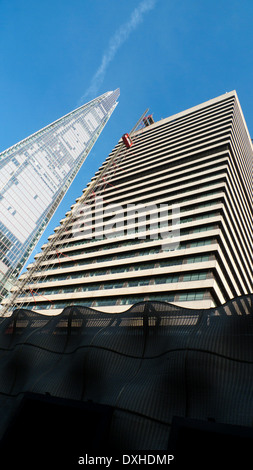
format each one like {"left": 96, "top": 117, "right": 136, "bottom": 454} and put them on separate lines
{"left": 0, "top": 296, "right": 253, "bottom": 461}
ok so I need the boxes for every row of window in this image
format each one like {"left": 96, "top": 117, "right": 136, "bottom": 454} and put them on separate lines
{"left": 101, "top": 157, "right": 227, "bottom": 206}
{"left": 21, "top": 272, "right": 209, "bottom": 298}
{"left": 23, "top": 290, "right": 207, "bottom": 310}
{"left": 69, "top": 208, "right": 220, "bottom": 240}
{"left": 71, "top": 190, "right": 222, "bottom": 231}
{"left": 50, "top": 235, "right": 214, "bottom": 264}
{"left": 52, "top": 238, "right": 213, "bottom": 262}
{"left": 57, "top": 217, "right": 218, "bottom": 249}
{"left": 43, "top": 234, "right": 216, "bottom": 271}
{"left": 29, "top": 255, "right": 212, "bottom": 288}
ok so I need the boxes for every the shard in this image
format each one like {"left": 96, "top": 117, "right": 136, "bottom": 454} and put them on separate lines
{"left": 0, "top": 89, "right": 120, "bottom": 301}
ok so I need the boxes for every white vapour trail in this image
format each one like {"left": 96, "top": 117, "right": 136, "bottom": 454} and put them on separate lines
{"left": 80, "top": 0, "right": 157, "bottom": 102}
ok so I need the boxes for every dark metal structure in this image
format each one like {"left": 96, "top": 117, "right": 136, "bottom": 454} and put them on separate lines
{"left": 0, "top": 295, "right": 253, "bottom": 464}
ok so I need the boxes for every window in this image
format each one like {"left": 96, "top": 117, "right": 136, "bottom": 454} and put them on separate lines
{"left": 71, "top": 273, "right": 83, "bottom": 279}
{"left": 154, "top": 276, "right": 179, "bottom": 284}
{"left": 192, "top": 225, "right": 216, "bottom": 233}
{"left": 147, "top": 294, "right": 175, "bottom": 302}
{"left": 63, "top": 287, "right": 76, "bottom": 293}
{"left": 120, "top": 297, "right": 145, "bottom": 305}
{"left": 179, "top": 292, "right": 204, "bottom": 301}
{"left": 94, "top": 270, "right": 107, "bottom": 276}
{"left": 139, "top": 263, "right": 155, "bottom": 270}
{"left": 160, "top": 259, "right": 182, "bottom": 267}
{"left": 87, "top": 285, "right": 99, "bottom": 291}
{"left": 190, "top": 239, "right": 213, "bottom": 248}
{"left": 139, "top": 279, "right": 150, "bottom": 286}
{"left": 183, "top": 272, "right": 207, "bottom": 282}
{"left": 94, "top": 298, "right": 118, "bottom": 306}
{"left": 104, "top": 282, "right": 124, "bottom": 289}
{"left": 111, "top": 267, "right": 126, "bottom": 273}
{"left": 128, "top": 280, "right": 139, "bottom": 287}
{"left": 117, "top": 253, "right": 135, "bottom": 259}
{"left": 187, "top": 255, "right": 209, "bottom": 264}
{"left": 128, "top": 279, "right": 150, "bottom": 286}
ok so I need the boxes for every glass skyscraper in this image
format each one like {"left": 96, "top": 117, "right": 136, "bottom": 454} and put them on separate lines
{"left": 0, "top": 89, "right": 120, "bottom": 302}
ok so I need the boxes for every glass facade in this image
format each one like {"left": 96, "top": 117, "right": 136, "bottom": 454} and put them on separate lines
{"left": 0, "top": 89, "right": 120, "bottom": 301}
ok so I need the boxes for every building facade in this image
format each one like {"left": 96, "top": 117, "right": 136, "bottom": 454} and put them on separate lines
{"left": 2, "top": 90, "right": 252, "bottom": 316}
{"left": 0, "top": 89, "right": 119, "bottom": 302}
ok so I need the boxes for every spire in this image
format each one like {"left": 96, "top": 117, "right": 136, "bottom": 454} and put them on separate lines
{"left": 0, "top": 90, "right": 119, "bottom": 303}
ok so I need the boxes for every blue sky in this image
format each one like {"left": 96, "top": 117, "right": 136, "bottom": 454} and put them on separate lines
{"left": 0, "top": 0, "right": 253, "bottom": 270}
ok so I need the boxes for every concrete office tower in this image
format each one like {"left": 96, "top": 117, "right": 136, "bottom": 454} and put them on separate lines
{"left": 2, "top": 90, "right": 252, "bottom": 316}
{"left": 0, "top": 89, "right": 120, "bottom": 302}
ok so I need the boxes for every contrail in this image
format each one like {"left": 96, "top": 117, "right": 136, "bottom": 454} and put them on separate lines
{"left": 80, "top": 0, "right": 157, "bottom": 103}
